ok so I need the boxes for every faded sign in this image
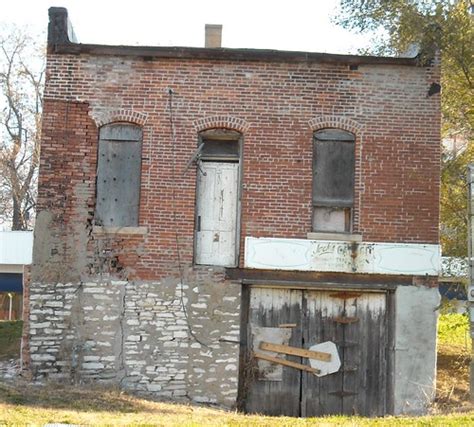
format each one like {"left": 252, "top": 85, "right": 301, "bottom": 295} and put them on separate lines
{"left": 245, "top": 237, "right": 440, "bottom": 276}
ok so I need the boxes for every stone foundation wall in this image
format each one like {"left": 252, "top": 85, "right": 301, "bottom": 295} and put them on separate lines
{"left": 28, "top": 279, "right": 241, "bottom": 407}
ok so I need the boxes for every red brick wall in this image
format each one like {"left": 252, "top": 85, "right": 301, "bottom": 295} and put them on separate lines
{"left": 37, "top": 53, "right": 441, "bottom": 279}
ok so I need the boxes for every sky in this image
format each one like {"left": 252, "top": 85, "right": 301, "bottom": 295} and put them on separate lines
{"left": 0, "top": 0, "right": 372, "bottom": 54}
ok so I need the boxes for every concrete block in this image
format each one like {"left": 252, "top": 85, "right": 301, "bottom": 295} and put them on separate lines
{"left": 393, "top": 285, "right": 440, "bottom": 415}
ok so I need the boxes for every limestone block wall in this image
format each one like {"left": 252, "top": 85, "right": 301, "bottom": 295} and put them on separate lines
{"left": 28, "top": 279, "right": 241, "bottom": 407}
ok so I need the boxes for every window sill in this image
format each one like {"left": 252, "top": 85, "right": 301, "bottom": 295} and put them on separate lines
{"left": 92, "top": 226, "right": 148, "bottom": 236}
{"left": 306, "top": 232, "right": 362, "bottom": 242}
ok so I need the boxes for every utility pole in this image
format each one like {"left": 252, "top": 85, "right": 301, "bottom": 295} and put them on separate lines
{"left": 468, "top": 164, "right": 474, "bottom": 401}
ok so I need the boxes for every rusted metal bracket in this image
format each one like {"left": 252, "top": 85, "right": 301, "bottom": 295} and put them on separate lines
{"left": 333, "top": 316, "right": 359, "bottom": 324}
{"left": 329, "top": 292, "right": 362, "bottom": 300}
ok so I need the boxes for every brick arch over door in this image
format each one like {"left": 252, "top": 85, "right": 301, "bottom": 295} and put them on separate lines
{"left": 90, "top": 108, "right": 148, "bottom": 128}
{"left": 308, "top": 115, "right": 364, "bottom": 234}
{"left": 308, "top": 116, "right": 363, "bottom": 135}
{"left": 192, "top": 115, "right": 250, "bottom": 133}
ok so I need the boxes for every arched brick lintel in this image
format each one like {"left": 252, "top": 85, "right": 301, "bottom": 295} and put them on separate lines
{"left": 308, "top": 116, "right": 363, "bottom": 135}
{"left": 193, "top": 115, "right": 250, "bottom": 133}
{"left": 90, "top": 109, "right": 148, "bottom": 128}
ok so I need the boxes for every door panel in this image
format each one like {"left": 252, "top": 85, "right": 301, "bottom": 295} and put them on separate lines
{"left": 195, "top": 162, "right": 239, "bottom": 266}
{"left": 302, "top": 291, "right": 345, "bottom": 416}
{"left": 242, "top": 287, "right": 389, "bottom": 417}
{"left": 347, "top": 293, "right": 388, "bottom": 416}
{"left": 245, "top": 287, "right": 303, "bottom": 416}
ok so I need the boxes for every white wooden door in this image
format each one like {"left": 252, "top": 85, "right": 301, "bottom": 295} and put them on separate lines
{"left": 195, "top": 161, "right": 239, "bottom": 266}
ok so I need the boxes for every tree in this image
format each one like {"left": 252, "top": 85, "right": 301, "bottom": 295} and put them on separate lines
{"left": 0, "top": 26, "right": 44, "bottom": 231}
{"left": 334, "top": 0, "right": 473, "bottom": 256}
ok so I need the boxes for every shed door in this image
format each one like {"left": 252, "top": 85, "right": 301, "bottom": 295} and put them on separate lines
{"left": 195, "top": 161, "right": 239, "bottom": 266}
{"left": 241, "top": 288, "right": 390, "bottom": 417}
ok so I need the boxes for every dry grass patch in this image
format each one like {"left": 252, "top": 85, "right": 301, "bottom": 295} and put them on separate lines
{"left": 1, "top": 382, "right": 474, "bottom": 426}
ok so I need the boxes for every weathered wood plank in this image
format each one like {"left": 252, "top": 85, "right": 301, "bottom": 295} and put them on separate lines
{"left": 96, "top": 138, "right": 141, "bottom": 227}
{"left": 302, "top": 290, "right": 345, "bottom": 417}
{"left": 253, "top": 351, "right": 320, "bottom": 374}
{"left": 244, "top": 287, "right": 303, "bottom": 416}
{"left": 279, "top": 323, "right": 297, "bottom": 328}
{"left": 342, "top": 293, "right": 388, "bottom": 416}
{"left": 313, "top": 137, "right": 355, "bottom": 206}
{"left": 259, "top": 341, "right": 331, "bottom": 362}
{"left": 341, "top": 294, "right": 360, "bottom": 415}
{"left": 195, "top": 162, "right": 239, "bottom": 266}
{"left": 224, "top": 267, "right": 418, "bottom": 288}
{"left": 314, "top": 129, "right": 355, "bottom": 142}
{"left": 100, "top": 123, "right": 142, "bottom": 141}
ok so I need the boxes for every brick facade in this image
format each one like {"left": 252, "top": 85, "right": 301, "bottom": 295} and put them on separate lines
{"left": 27, "top": 8, "right": 441, "bottom": 414}
{"left": 36, "top": 53, "right": 440, "bottom": 280}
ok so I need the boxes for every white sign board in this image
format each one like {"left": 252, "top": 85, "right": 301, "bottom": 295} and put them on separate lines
{"left": 308, "top": 341, "right": 341, "bottom": 377}
{"left": 245, "top": 237, "right": 440, "bottom": 276}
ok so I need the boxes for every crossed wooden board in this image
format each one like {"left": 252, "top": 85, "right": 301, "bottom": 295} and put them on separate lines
{"left": 254, "top": 341, "right": 332, "bottom": 375}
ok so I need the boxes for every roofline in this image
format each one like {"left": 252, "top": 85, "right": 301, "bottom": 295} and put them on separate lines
{"left": 48, "top": 7, "right": 422, "bottom": 67}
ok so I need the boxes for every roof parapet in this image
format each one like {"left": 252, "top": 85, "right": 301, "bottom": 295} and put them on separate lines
{"left": 46, "top": 8, "right": 423, "bottom": 67}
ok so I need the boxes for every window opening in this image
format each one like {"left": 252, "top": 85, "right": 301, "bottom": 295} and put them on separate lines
{"left": 312, "top": 128, "right": 355, "bottom": 233}
{"left": 95, "top": 123, "right": 142, "bottom": 227}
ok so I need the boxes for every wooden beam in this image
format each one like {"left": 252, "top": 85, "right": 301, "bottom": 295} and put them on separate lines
{"left": 259, "top": 341, "right": 331, "bottom": 362}
{"left": 254, "top": 351, "right": 320, "bottom": 375}
{"left": 225, "top": 267, "right": 429, "bottom": 289}
{"left": 279, "top": 323, "right": 297, "bottom": 328}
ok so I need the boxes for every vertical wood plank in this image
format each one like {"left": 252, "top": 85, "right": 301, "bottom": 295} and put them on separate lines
{"left": 96, "top": 139, "right": 141, "bottom": 226}
{"left": 302, "top": 291, "right": 345, "bottom": 416}
{"left": 342, "top": 293, "right": 387, "bottom": 416}
{"left": 244, "top": 287, "right": 303, "bottom": 416}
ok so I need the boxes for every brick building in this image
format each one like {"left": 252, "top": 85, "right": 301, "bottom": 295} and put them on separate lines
{"left": 28, "top": 7, "right": 441, "bottom": 416}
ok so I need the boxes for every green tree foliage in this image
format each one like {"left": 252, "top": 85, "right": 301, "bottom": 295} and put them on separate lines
{"left": 335, "top": 0, "right": 473, "bottom": 256}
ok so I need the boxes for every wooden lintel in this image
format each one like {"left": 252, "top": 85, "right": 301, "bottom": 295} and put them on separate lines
{"left": 260, "top": 341, "right": 331, "bottom": 362}
{"left": 254, "top": 351, "right": 320, "bottom": 375}
{"left": 225, "top": 268, "right": 428, "bottom": 289}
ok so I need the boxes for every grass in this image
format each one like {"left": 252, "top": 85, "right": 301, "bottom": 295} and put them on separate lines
{"left": 0, "top": 382, "right": 473, "bottom": 426}
{"left": 0, "top": 320, "right": 22, "bottom": 361}
{"left": 435, "top": 314, "right": 472, "bottom": 410}
{"left": 0, "top": 316, "right": 473, "bottom": 425}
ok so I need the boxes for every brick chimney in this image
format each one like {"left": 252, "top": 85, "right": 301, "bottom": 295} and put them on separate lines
{"left": 205, "top": 24, "right": 222, "bottom": 48}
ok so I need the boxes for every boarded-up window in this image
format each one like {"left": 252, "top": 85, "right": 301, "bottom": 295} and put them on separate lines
{"left": 95, "top": 123, "right": 143, "bottom": 227}
{"left": 313, "top": 129, "right": 355, "bottom": 233}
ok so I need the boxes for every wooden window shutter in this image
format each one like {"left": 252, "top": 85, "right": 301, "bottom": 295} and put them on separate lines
{"left": 96, "top": 123, "right": 143, "bottom": 227}
{"left": 313, "top": 129, "right": 355, "bottom": 207}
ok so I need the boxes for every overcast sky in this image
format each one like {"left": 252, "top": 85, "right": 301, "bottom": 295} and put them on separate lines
{"left": 1, "top": 0, "right": 372, "bottom": 53}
